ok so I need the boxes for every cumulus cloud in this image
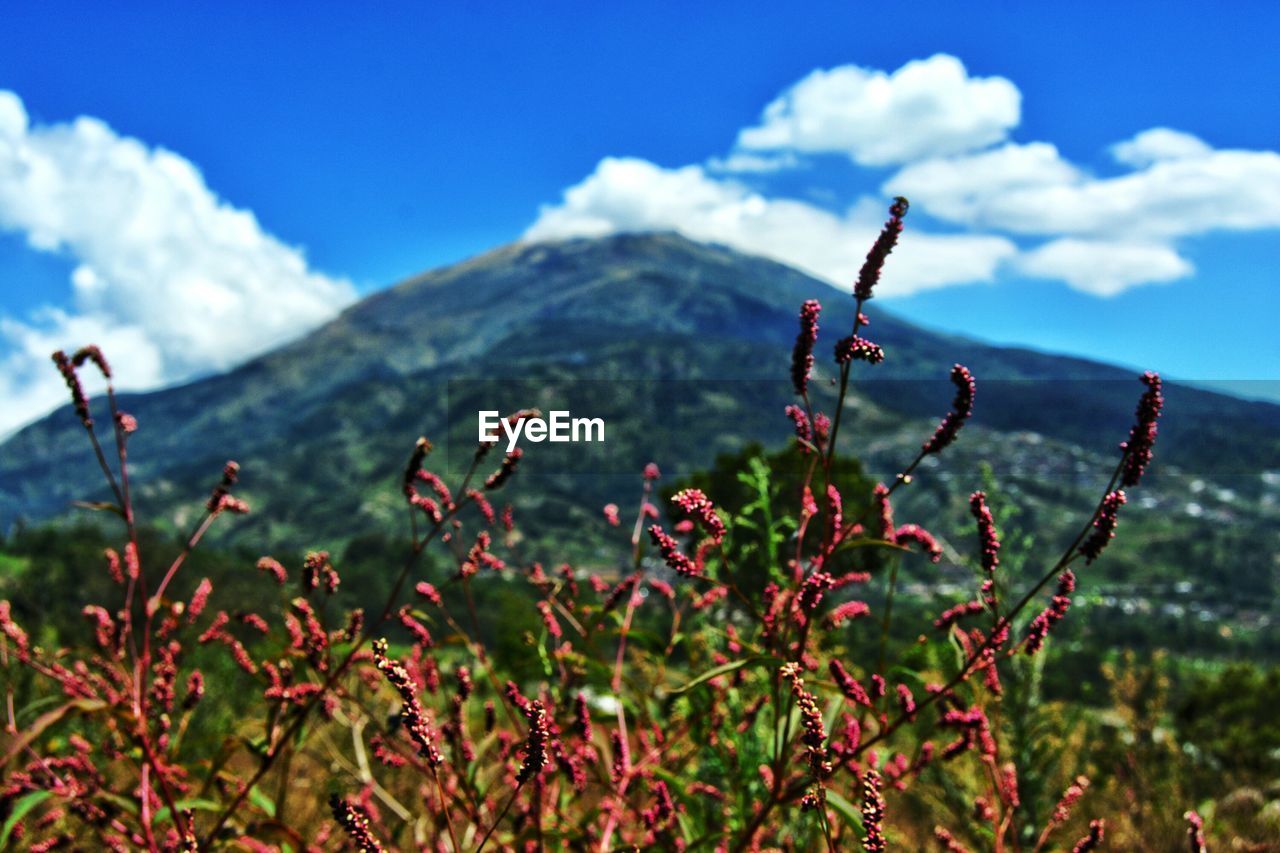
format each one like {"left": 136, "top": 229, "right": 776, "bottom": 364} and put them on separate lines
{"left": 885, "top": 142, "right": 1083, "bottom": 224}
{"left": 0, "top": 90, "right": 355, "bottom": 436}
{"left": 525, "top": 157, "right": 1016, "bottom": 296}
{"left": 735, "top": 54, "right": 1021, "bottom": 166}
{"left": 531, "top": 54, "right": 1280, "bottom": 303}
{"left": 887, "top": 139, "right": 1280, "bottom": 241}
{"left": 705, "top": 151, "right": 801, "bottom": 174}
{"left": 1110, "top": 128, "right": 1213, "bottom": 167}
{"left": 1015, "top": 240, "right": 1193, "bottom": 297}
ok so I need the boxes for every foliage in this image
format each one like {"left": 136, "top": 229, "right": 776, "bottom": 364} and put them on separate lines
{"left": 1, "top": 203, "right": 1268, "bottom": 852}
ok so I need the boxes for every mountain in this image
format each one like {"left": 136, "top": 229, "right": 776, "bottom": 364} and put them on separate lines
{"left": 1, "top": 233, "right": 1277, "bottom": 630}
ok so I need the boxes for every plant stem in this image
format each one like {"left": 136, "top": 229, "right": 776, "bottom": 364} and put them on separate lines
{"left": 475, "top": 779, "right": 524, "bottom": 853}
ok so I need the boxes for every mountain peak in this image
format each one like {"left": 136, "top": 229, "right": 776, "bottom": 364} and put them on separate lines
{"left": 1, "top": 232, "right": 1277, "bottom": 540}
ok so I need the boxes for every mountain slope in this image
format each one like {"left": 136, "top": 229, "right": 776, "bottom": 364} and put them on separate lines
{"left": 1, "top": 232, "right": 1277, "bottom": 563}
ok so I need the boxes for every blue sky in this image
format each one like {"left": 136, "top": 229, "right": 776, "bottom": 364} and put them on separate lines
{"left": 1, "top": 1, "right": 1278, "bottom": 433}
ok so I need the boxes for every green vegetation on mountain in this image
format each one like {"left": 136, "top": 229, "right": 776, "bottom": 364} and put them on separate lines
{"left": 1, "top": 233, "right": 1276, "bottom": 654}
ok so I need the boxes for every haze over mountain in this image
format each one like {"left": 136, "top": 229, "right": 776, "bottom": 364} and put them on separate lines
{"left": 0, "top": 234, "right": 1276, "bottom": 613}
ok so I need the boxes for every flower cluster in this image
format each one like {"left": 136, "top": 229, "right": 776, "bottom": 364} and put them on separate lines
{"left": 923, "top": 364, "right": 976, "bottom": 455}
{"left": 672, "top": 488, "right": 725, "bottom": 544}
{"left": 1185, "top": 810, "right": 1207, "bottom": 853}
{"left": 861, "top": 768, "right": 887, "bottom": 852}
{"left": 834, "top": 334, "right": 885, "bottom": 365}
{"left": 781, "top": 662, "right": 831, "bottom": 806}
{"left": 373, "top": 638, "right": 443, "bottom": 767}
{"left": 205, "top": 461, "right": 242, "bottom": 514}
{"left": 52, "top": 350, "right": 93, "bottom": 427}
{"left": 969, "top": 491, "right": 1001, "bottom": 611}
{"left": 791, "top": 299, "right": 822, "bottom": 395}
{"left": 1071, "top": 819, "right": 1106, "bottom": 852}
{"left": 648, "top": 525, "right": 699, "bottom": 576}
{"left": 484, "top": 448, "right": 523, "bottom": 490}
{"left": 330, "top": 794, "right": 384, "bottom": 852}
{"left": 854, "top": 196, "right": 909, "bottom": 302}
{"left": 301, "top": 550, "right": 341, "bottom": 593}
{"left": 785, "top": 403, "right": 813, "bottom": 448}
{"left": 934, "top": 825, "right": 972, "bottom": 852}
{"left": 1120, "top": 371, "right": 1163, "bottom": 487}
{"left": 1049, "top": 776, "right": 1091, "bottom": 829}
{"left": 516, "top": 700, "right": 551, "bottom": 783}
{"left": 830, "top": 658, "right": 873, "bottom": 707}
{"left": 1081, "top": 490, "right": 1126, "bottom": 563}
{"left": 1024, "top": 570, "right": 1075, "bottom": 655}
{"left": 894, "top": 523, "right": 942, "bottom": 562}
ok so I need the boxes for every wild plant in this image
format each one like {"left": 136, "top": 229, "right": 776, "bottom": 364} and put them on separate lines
{"left": 0, "top": 199, "right": 1193, "bottom": 851}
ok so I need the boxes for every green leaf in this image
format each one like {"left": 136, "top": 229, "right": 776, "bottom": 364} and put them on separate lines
{"left": 242, "top": 734, "right": 271, "bottom": 758}
{"left": 822, "top": 695, "right": 844, "bottom": 736}
{"left": 832, "top": 537, "right": 910, "bottom": 555}
{"left": 153, "top": 798, "right": 223, "bottom": 825}
{"left": 1, "top": 699, "right": 108, "bottom": 767}
{"left": 70, "top": 500, "right": 125, "bottom": 517}
{"left": 885, "top": 665, "right": 931, "bottom": 688}
{"left": 248, "top": 784, "right": 277, "bottom": 818}
{"left": 674, "top": 810, "right": 695, "bottom": 843}
{"left": 825, "top": 789, "right": 865, "bottom": 835}
{"left": 14, "top": 694, "right": 64, "bottom": 725}
{"left": 669, "top": 656, "right": 780, "bottom": 695}
{"left": 0, "top": 790, "right": 52, "bottom": 847}
{"left": 535, "top": 627, "right": 553, "bottom": 677}
{"left": 95, "top": 791, "right": 139, "bottom": 818}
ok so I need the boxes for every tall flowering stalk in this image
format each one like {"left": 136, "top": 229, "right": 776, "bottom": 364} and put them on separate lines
{"left": 792, "top": 299, "right": 822, "bottom": 396}
{"left": 372, "top": 638, "right": 443, "bottom": 767}
{"left": 861, "top": 768, "right": 887, "bottom": 852}
{"left": 330, "top": 795, "right": 385, "bottom": 852}
{"left": 923, "top": 364, "right": 977, "bottom": 455}
{"left": 781, "top": 663, "right": 831, "bottom": 809}
{"left": 854, "top": 197, "right": 909, "bottom": 302}
{"left": 1120, "top": 371, "right": 1163, "bottom": 487}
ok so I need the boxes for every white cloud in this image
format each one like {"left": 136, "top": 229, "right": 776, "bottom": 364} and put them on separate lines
{"left": 886, "top": 142, "right": 1083, "bottom": 224}
{"left": 887, "top": 137, "right": 1280, "bottom": 240}
{"left": 0, "top": 90, "right": 355, "bottom": 436}
{"left": 0, "top": 310, "right": 166, "bottom": 436}
{"left": 525, "top": 156, "right": 1016, "bottom": 296}
{"left": 705, "top": 151, "right": 801, "bottom": 174}
{"left": 885, "top": 133, "right": 1280, "bottom": 287}
{"left": 1015, "top": 240, "right": 1194, "bottom": 297}
{"left": 533, "top": 55, "right": 1280, "bottom": 302}
{"left": 1111, "top": 128, "right": 1212, "bottom": 167}
{"left": 735, "top": 54, "right": 1021, "bottom": 166}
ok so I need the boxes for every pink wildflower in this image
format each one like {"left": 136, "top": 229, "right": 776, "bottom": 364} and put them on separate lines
{"left": 791, "top": 299, "right": 822, "bottom": 395}
{"left": 834, "top": 334, "right": 885, "bottom": 365}
{"left": 854, "top": 197, "right": 909, "bottom": 302}
{"left": 895, "top": 523, "right": 942, "bottom": 562}
{"left": 256, "top": 557, "right": 287, "bottom": 585}
{"left": 1120, "top": 371, "right": 1163, "bottom": 488}
{"left": 673, "top": 488, "right": 725, "bottom": 544}
{"left": 923, "top": 364, "right": 976, "bottom": 455}
{"left": 861, "top": 768, "right": 887, "bottom": 852}
{"left": 1025, "top": 571, "right": 1075, "bottom": 655}
{"left": 1081, "top": 490, "right": 1126, "bottom": 563}
{"left": 649, "top": 525, "right": 699, "bottom": 576}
